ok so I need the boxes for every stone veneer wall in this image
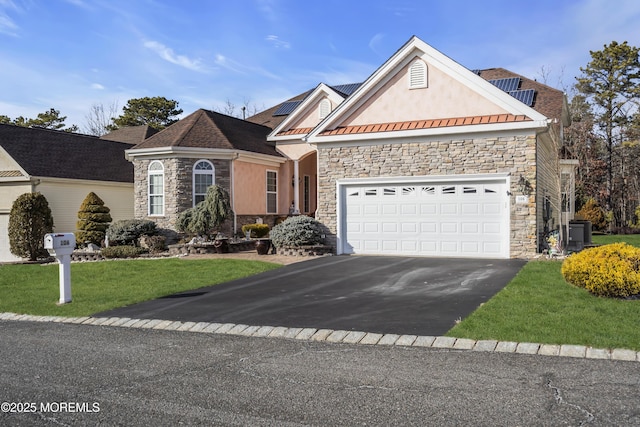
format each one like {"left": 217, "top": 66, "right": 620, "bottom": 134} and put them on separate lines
{"left": 315, "top": 134, "right": 539, "bottom": 258}
{"left": 133, "top": 157, "right": 231, "bottom": 230}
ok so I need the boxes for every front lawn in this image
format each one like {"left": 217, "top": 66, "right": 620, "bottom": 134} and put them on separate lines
{"left": 592, "top": 233, "right": 640, "bottom": 247}
{"left": 0, "top": 258, "right": 281, "bottom": 317}
{"left": 446, "top": 260, "right": 640, "bottom": 351}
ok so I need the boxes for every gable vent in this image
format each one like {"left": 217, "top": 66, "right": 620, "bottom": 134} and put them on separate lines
{"left": 409, "top": 59, "right": 427, "bottom": 89}
{"left": 319, "top": 99, "right": 331, "bottom": 120}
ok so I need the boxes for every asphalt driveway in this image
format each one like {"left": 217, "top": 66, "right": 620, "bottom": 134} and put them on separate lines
{"left": 98, "top": 256, "right": 526, "bottom": 336}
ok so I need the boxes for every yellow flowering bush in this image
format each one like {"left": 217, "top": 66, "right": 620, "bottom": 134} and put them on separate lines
{"left": 561, "top": 243, "right": 640, "bottom": 298}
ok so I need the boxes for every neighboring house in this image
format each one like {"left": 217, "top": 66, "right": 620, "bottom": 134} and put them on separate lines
{"left": 0, "top": 124, "right": 135, "bottom": 262}
{"left": 129, "top": 36, "right": 575, "bottom": 259}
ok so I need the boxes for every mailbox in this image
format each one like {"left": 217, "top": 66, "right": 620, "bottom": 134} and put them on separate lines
{"left": 44, "top": 233, "right": 76, "bottom": 255}
{"left": 44, "top": 233, "right": 75, "bottom": 304}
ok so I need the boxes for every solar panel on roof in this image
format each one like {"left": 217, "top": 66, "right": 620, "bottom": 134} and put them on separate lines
{"left": 508, "top": 89, "right": 536, "bottom": 106}
{"left": 330, "top": 83, "right": 362, "bottom": 96}
{"left": 273, "top": 100, "right": 302, "bottom": 116}
{"left": 488, "top": 77, "right": 521, "bottom": 92}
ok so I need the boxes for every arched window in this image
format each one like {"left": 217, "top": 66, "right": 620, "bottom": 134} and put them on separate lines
{"left": 193, "top": 160, "right": 215, "bottom": 205}
{"left": 319, "top": 99, "right": 331, "bottom": 120}
{"left": 409, "top": 59, "right": 427, "bottom": 89}
{"left": 148, "top": 161, "right": 164, "bottom": 216}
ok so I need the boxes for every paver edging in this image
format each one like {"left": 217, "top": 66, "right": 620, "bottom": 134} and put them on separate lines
{"left": 1, "top": 313, "right": 639, "bottom": 363}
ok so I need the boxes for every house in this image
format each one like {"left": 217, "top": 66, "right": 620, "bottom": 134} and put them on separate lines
{"left": 128, "top": 36, "right": 574, "bottom": 259}
{"left": 0, "top": 124, "right": 135, "bottom": 262}
{"left": 124, "top": 110, "right": 289, "bottom": 234}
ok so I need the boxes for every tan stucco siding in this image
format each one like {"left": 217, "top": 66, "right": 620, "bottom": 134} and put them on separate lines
{"left": 342, "top": 59, "right": 510, "bottom": 127}
{"left": 290, "top": 98, "right": 338, "bottom": 129}
{"left": 233, "top": 160, "right": 287, "bottom": 215}
{"left": 276, "top": 141, "right": 316, "bottom": 160}
{"left": 37, "top": 180, "right": 134, "bottom": 234}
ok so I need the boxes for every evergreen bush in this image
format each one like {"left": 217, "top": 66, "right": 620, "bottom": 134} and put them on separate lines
{"left": 8, "top": 192, "right": 54, "bottom": 260}
{"left": 241, "top": 223, "right": 270, "bottom": 238}
{"left": 176, "top": 185, "right": 232, "bottom": 236}
{"left": 576, "top": 198, "right": 609, "bottom": 231}
{"left": 269, "top": 215, "right": 323, "bottom": 248}
{"left": 76, "top": 192, "right": 112, "bottom": 246}
{"left": 561, "top": 243, "right": 640, "bottom": 298}
{"left": 106, "top": 219, "right": 157, "bottom": 245}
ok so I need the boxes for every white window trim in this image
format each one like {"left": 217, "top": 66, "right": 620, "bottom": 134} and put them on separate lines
{"left": 148, "top": 160, "right": 164, "bottom": 216}
{"left": 408, "top": 59, "right": 428, "bottom": 89}
{"left": 192, "top": 159, "right": 215, "bottom": 207}
{"left": 266, "top": 170, "right": 278, "bottom": 214}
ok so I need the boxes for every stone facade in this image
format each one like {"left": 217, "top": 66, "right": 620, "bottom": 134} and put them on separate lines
{"left": 315, "top": 134, "right": 542, "bottom": 258}
{"left": 133, "top": 157, "right": 231, "bottom": 231}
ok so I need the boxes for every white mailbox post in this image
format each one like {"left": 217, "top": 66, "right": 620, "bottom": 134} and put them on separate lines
{"left": 44, "top": 233, "right": 76, "bottom": 304}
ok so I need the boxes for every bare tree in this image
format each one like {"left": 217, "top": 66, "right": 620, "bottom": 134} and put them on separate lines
{"left": 84, "top": 101, "right": 119, "bottom": 136}
{"left": 213, "top": 98, "right": 264, "bottom": 119}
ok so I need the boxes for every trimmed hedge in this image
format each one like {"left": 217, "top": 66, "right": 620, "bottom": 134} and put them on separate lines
{"left": 76, "top": 192, "right": 112, "bottom": 246}
{"left": 101, "top": 246, "right": 147, "bottom": 259}
{"left": 8, "top": 192, "right": 54, "bottom": 260}
{"left": 561, "top": 243, "right": 640, "bottom": 298}
{"left": 241, "top": 223, "right": 270, "bottom": 238}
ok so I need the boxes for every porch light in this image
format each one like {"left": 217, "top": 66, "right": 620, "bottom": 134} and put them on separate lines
{"left": 518, "top": 175, "right": 533, "bottom": 195}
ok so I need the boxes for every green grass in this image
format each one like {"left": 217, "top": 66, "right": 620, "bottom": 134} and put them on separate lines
{"left": 592, "top": 233, "right": 640, "bottom": 247}
{"left": 447, "top": 260, "right": 640, "bottom": 351}
{"left": 0, "top": 258, "right": 281, "bottom": 317}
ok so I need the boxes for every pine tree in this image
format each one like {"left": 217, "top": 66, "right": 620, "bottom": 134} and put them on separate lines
{"left": 76, "top": 192, "right": 112, "bottom": 246}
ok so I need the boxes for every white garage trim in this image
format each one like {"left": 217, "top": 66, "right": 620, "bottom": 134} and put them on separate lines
{"left": 336, "top": 174, "right": 510, "bottom": 259}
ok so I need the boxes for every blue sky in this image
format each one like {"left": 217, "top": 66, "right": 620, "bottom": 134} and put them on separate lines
{"left": 1, "top": 0, "right": 640, "bottom": 132}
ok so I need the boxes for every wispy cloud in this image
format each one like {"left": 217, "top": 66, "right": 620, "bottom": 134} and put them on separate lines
{"left": 143, "top": 40, "right": 204, "bottom": 72}
{"left": 215, "top": 53, "right": 281, "bottom": 80}
{"left": 91, "top": 83, "right": 105, "bottom": 90}
{"left": 0, "top": 13, "right": 17, "bottom": 36}
{"left": 266, "top": 34, "right": 290, "bottom": 49}
{"left": 256, "top": 0, "right": 278, "bottom": 23}
{"left": 0, "top": 0, "right": 19, "bottom": 37}
{"left": 368, "top": 33, "right": 387, "bottom": 58}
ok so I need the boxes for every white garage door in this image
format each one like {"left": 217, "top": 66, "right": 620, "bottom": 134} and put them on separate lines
{"left": 0, "top": 214, "right": 22, "bottom": 263}
{"left": 341, "top": 177, "right": 509, "bottom": 258}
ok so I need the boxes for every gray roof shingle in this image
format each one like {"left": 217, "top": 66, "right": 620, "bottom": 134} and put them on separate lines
{"left": 132, "top": 109, "right": 282, "bottom": 157}
{"left": 0, "top": 124, "right": 134, "bottom": 183}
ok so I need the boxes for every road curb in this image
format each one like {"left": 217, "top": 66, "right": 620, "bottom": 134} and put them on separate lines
{"left": 1, "top": 312, "right": 638, "bottom": 362}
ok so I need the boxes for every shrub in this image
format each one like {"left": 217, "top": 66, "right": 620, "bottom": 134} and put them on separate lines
{"left": 139, "top": 235, "right": 166, "bottom": 253}
{"left": 241, "top": 223, "right": 270, "bottom": 238}
{"left": 76, "top": 192, "right": 112, "bottom": 246}
{"left": 176, "top": 185, "right": 232, "bottom": 236}
{"left": 106, "top": 219, "right": 157, "bottom": 245}
{"left": 9, "top": 192, "right": 54, "bottom": 260}
{"left": 561, "top": 243, "right": 640, "bottom": 298}
{"left": 100, "top": 245, "right": 147, "bottom": 259}
{"left": 576, "top": 198, "right": 609, "bottom": 231}
{"left": 269, "top": 215, "right": 323, "bottom": 248}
